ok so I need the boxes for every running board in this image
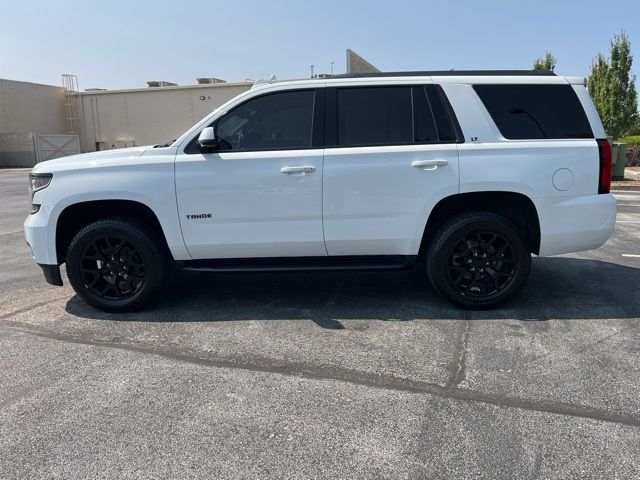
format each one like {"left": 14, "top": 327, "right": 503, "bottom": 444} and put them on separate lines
{"left": 180, "top": 256, "right": 417, "bottom": 274}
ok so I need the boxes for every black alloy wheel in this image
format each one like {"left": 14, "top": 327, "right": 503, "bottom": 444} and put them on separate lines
{"left": 66, "top": 218, "right": 169, "bottom": 312}
{"left": 426, "top": 212, "right": 531, "bottom": 309}
{"left": 80, "top": 236, "right": 147, "bottom": 300}
{"left": 446, "top": 231, "right": 516, "bottom": 297}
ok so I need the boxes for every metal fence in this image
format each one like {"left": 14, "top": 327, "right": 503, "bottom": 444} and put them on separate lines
{"left": 0, "top": 133, "right": 80, "bottom": 167}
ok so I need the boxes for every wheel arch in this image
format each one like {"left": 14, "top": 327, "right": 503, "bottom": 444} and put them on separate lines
{"left": 56, "top": 199, "right": 173, "bottom": 264}
{"left": 419, "top": 191, "right": 541, "bottom": 256}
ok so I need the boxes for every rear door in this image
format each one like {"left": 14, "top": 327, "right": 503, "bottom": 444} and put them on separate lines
{"left": 322, "top": 83, "right": 461, "bottom": 256}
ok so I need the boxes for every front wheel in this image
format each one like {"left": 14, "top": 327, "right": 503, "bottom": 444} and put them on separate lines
{"left": 426, "top": 212, "right": 531, "bottom": 309}
{"left": 66, "top": 218, "right": 170, "bottom": 312}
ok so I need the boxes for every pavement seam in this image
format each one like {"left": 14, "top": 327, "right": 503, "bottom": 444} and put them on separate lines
{"left": 2, "top": 319, "right": 640, "bottom": 429}
{"left": 530, "top": 449, "right": 544, "bottom": 480}
{"left": 446, "top": 314, "right": 471, "bottom": 388}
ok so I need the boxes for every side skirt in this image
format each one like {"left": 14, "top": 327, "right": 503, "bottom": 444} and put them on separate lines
{"left": 179, "top": 255, "right": 418, "bottom": 274}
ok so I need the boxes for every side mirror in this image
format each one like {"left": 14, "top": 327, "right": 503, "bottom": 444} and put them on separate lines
{"left": 197, "top": 127, "right": 218, "bottom": 151}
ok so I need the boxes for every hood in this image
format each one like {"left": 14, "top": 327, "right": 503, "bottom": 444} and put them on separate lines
{"left": 31, "top": 146, "right": 153, "bottom": 173}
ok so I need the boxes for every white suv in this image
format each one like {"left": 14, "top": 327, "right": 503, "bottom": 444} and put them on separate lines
{"left": 24, "top": 70, "right": 617, "bottom": 311}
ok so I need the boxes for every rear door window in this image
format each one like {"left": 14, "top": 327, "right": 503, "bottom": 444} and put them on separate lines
{"left": 425, "top": 85, "right": 458, "bottom": 142}
{"left": 473, "top": 84, "right": 593, "bottom": 140}
{"left": 336, "top": 87, "right": 413, "bottom": 146}
{"left": 412, "top": 86, "right": 438, "bottom": 142}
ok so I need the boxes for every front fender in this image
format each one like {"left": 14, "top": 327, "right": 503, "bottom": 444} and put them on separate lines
{"left": 26, "top": 160, "right": 190, "bottom": 264}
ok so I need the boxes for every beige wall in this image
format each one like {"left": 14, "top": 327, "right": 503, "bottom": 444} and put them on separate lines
{"left": 0, "top": 78, "right": 253, "bottom": 165}
{"left": 0, "top": 79, "right": 67, "bottom": 135}
{"left": 0, "top": 79, "right": 67, "bottom": 166}
{"left": 79, "top": 83, "right": 251, "bottom": 151}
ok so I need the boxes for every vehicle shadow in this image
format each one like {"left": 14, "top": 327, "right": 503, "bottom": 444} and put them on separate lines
{"left": 65, "top": 257, "right": 640, "bottom": 325}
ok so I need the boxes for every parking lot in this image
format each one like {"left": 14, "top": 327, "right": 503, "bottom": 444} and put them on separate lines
{"left": 1, "top": 168, "right": 639, "bottom": 479}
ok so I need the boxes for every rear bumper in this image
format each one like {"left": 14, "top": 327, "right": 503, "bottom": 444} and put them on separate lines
{"left": 536, "top": 193, "right": 617, "bottom": 256}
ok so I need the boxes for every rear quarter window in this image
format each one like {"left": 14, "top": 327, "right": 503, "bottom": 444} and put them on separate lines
{"left": 473, "top": 84, "right": 593, "bottom": 140}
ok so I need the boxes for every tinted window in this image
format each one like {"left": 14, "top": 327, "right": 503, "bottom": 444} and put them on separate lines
{"left": 426, "top": 85, "right": 458, "bottom": 142}
{"left": 474, "top": 84, "right": 593, "bottom": 139}
{"left": 412, "top": 86, "right": 438, "bottom": 142}
{"left": 216, "top": 90, "right": 314, "bottom": 150}
{"left": 337, "top": 87, "right": 412, "bottom": 146}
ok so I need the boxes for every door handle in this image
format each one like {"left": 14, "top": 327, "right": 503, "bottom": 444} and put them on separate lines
{"left": 280, "top": 166, "right": 316, "bottom": 174}
{"left": 411, "top": 159, "right": 448, "bottom": 170}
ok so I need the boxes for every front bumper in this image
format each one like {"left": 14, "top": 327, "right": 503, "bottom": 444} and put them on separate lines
{"left": 38, "top": 263, "right": 63, "bottom": 286}
{"left": 24, "top": 205, "right": 57, "bottom": 265}
{"left": 25, "top": 205, "right": 63, "bottom": 286}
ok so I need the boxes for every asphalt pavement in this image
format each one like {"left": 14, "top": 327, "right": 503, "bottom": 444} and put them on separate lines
{"left": 1, "top": 168, "right": 640, "bottom": 479}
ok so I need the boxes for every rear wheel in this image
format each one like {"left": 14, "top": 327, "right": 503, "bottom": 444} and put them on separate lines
{"left": 66, "top": 218, "right": 169, "bottom": 312}
{"left": 426, "top": 212, "right": 531, "bottom": 309}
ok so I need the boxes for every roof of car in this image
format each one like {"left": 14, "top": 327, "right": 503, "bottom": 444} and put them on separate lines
{"left": 249, "top": 70, "right": 569, "bottom": 91}
{"left": 329, "top": 70, "right": 556, "bottom": 78}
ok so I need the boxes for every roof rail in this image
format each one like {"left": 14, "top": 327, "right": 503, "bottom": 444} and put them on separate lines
{"left": 330, "top": 70, "right": 556, "bottom": 78}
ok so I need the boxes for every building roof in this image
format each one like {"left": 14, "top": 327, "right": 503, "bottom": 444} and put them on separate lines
{"left": 79, "top": 81, "right": 253, "bottom": 95}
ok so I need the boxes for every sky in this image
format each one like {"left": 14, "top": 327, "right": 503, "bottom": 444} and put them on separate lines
{"left": 1, "top": 0, "right": 639, "bottom": 90}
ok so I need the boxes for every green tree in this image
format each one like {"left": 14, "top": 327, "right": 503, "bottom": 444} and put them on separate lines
{"left": 533, "top": 51, "right": 557, "bottom": 71}
{"left": 588, "top": 32, "right": 639, "bottom": 138}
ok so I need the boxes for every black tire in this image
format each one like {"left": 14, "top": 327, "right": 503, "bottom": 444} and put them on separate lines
{"left": 66, "top": 218, "right": 170, "bottom": 312}
{"left": 425, "top": 212, "right": 531, "bottom": 309}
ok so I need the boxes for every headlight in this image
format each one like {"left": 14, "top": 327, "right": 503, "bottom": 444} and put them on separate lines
{"left": 29, "top": 173, "right": 52, "bottom": 209}
{"left": 29, "top": 173, "right": 52, "bottom": 196}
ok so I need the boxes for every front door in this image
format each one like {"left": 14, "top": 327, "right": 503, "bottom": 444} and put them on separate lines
{"left": 175, "top": 89, "right": 326, "bottom": 259}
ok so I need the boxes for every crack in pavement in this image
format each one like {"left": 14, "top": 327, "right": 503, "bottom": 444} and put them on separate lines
{"left": 2, "top": 319, "right": 640, "bottom": 429}
{"left": 0, "top": 299, "right": 63, "bottom": 320}
{"left": 0, "top": 230, "right": 24, "bottom": 237}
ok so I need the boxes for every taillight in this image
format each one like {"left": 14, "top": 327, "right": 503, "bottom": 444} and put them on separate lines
{"left": 596, "top": 139, "right": 612, "bottom": 194}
